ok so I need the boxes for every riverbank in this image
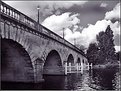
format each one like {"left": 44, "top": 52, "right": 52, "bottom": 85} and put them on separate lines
{"left": 92, "top": 62, "right": 120, "bottom": 69}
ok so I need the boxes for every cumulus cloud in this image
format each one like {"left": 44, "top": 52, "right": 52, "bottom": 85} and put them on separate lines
{"left": 105, "top": 3, "right": 120, "bottom": 20}
{"left": 42, "top": 2, "right": 120, "bottom": 52}
{"left": 42, "top": 13, "right": 120, "bottom": 52}
{"left": 100, "top": 3, "right": 108, "bottom": 7}
{"left": 66, "top": 19, "right": 120, "bottom": 52}
{"left": 50, "top": 1, "right": 87, "bottom": 9}
{"left": 4, "top": 1, "right": 87, "bottom": 22}
{"left": 115, "top": 46, "right": 120, "bottom": 52}
{"left": 42, "top": 12, "right": 80, "bottom": 37}
{"left": 4, "top": 1, "right": 120, "bottom": 52}
{"left": 79, "top": 20, "right": 120, "bottom": 47}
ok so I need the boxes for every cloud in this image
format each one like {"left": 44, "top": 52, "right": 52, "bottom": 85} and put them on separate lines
{"left": 42, "top": 12, "right": 80, "bottom": 37}
{"left": 42, "top": 13, "right": 120, "bottom": 51}
{"left": 115, "top": 46, "right": 120, "bottom": 52}
{"left": 3, "top": 1, "right": 120, "bottom": 52}
{"left": 4, "top": 1, "right": 87, "bottom": 19}
{"left": 100, "top": 3, "right": 108, "bottom": 7}
{"left": 51, "top": 1, "right": 87, "bottom": 9}
{"left": 105, "top": 3, "right": 120, "bottom": 20}
{"left": 65, "top": 19, "right": 120, "bottom": 52}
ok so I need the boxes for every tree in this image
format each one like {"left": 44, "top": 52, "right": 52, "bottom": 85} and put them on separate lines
{"left": 79, "top": 45, "right": 87, "bottom": 53}
{"left": 86, "top": 42, "right": 99, "bottom": 65}
{"left": 96, "top": 25, "right": 116, "bottom": 64}
{"left": 116, "top": 51, "right": 121, "bottom": 62}
{"left": 75, "top": 44, "right": 86, "bottom": 53}
{"left": 97, "top": 31, "right": 106, "bottom": 64}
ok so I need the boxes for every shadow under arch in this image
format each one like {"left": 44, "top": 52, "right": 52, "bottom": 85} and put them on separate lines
{"left": 77, "top": 58, "right": 81, "bottom": 64}
{"left": 43, "top": 50, "right": 64, "bottom": 75}
{"left": 1, "top": 38, "right": 34, "bottom": 82}
{"left": 67, "top": 54, "right": 74, "bottom": 66}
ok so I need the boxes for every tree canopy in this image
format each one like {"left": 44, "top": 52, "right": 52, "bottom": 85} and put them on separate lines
{"left": 86, "top": 25, "right": 117, "bottom": 65}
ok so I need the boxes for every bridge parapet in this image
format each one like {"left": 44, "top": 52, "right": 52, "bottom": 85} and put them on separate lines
{"left": 1, "top": 1, "right": 85, "bottom": 57}
{"left": 1, "top": 1, "right": 36, "bottom": 29}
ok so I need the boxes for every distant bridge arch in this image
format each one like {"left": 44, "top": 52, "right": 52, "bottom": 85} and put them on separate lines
{"left": 67, "top": 54, "right": 74, "bottom": 66}
{"left": 77, "top": 58, "right": 81, "bottom": 64}
{"left": 43, "top": 50, "right": 64, "bottom": 75}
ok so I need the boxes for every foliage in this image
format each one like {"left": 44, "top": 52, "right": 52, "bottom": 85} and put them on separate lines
{"left": 86, "top": 43, "right": 99, "bottom": 65}
{"left": 115, "top": 51, "right": 121, "bottom": 62}
{"left": 86, "top": 25, "right": 117, "bottom": 65}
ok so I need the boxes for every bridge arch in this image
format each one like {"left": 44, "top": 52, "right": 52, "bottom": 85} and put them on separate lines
{"left": 1, "top": 38, "right": 34, "bottom": 82}
{"left": 43, "top": 50, "right": 64, "bottom": 75}
{"left": 67, "top": 54, "right": 74, "bottom": 66}
{"left": 77, "top": 58, "right": 81, "bottom": 64}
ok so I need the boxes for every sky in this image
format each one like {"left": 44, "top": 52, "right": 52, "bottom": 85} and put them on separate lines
{"left": 3, "top": 0, "right": 120, "bottom": 52}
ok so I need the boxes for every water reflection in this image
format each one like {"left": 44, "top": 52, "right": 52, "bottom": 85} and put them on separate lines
{"left": 1, "top": 69, "right": 120, "bottom": 90}
{"left": 89, "top": 68, "right": 120, "bottom": 90}
{"left": 42, "top": 75, "right": 66, "bottom": 90}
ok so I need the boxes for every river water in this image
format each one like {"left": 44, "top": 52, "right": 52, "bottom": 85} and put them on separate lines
{"left": 1, "top": 69, "right": 120, "bottom": 90}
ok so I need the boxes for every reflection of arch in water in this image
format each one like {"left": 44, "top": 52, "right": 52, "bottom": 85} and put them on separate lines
{"left": 43, "top": 50, "right": 63, "bottom": 75}
{"left": 1, "top": 38, "right": 34, "bottom": 82}
{"left": 67, "top": 54, "right": 74, "bottom": 65}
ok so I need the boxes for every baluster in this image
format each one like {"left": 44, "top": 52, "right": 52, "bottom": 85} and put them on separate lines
{"left": 27, "top": 19, "right": 29, "bottom": 24}
{"left": 5, "top": 7, "right": 7, "bottom": 14}
{"left": 17, "top": 13, "right": 20, "bottom": 21}
{"left": 30, "top": 21, "right": 33, "bottom": 27}
{"left": 7, "top": 8, "right": 9, "bottom": 15}
{"left": 25, "top": 18, "right": 27, "bottom": 24}
{"left": 16, "top": 13, "right": 18, "bottom": 20}
{"left": 3, "top": 7, "right": 6, "bottom": 13}
{"left": 8, "top": 8, "right": 10, "bottom": 15}
{"left": 11, "top": 10, "right": 13, "bottom": 17}
{"left": 9, "top": 9, "right": 12, "bottom": 16}
{"left": 2, "top": 5, "right": 5, "bottom": 13}
{"left": 14, "top": 11, "right": 16, "bottom": 19}
{"left": 23, "top": 17, "right": 26, "bottom": 23}
{"left": 1, "top": 4, "right": 3, "bottom": 12}
{"left": 27, "top": 18, "right": 29, "bottom": 24}
{"left": 6, "top": 7, "right": 8, "bottom": 15}
{"left": 3, "top": 6, "right": 4, "bottom": 13}
{"left": 28, "top": 20, "right": 30, "bottom": 25}
{"left": 26, "top": 18, "right": 28, "bottom": 24}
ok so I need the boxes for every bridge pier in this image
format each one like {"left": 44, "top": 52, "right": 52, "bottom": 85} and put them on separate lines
{"left": 34, "top": 61, "right": 44, "bottom": 83}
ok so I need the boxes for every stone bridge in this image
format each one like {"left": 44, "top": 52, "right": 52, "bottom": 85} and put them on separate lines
{"left": 0, "top": 1, "right": 88, "bottom": 83}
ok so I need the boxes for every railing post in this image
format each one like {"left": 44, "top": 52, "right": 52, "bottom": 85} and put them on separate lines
{"left": 81, "top": 61, "right": 83, "bottom": 74}
{"left": 78, "top": 63, "right": 80, "bottom": 71}
{"left": 65, "top": 62, "right": 67, "bottom": 75}
{"left": 69, "top": 63, "right": 71, "bottom": 73}
{"left": 87, "top": 63, "right": 89, "bottom": 70}
{"left": 76, "top": 63, "right": 78, "bottom": 72}
{"left": 90, "top": 63, "right": 93, "bottom": 69}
